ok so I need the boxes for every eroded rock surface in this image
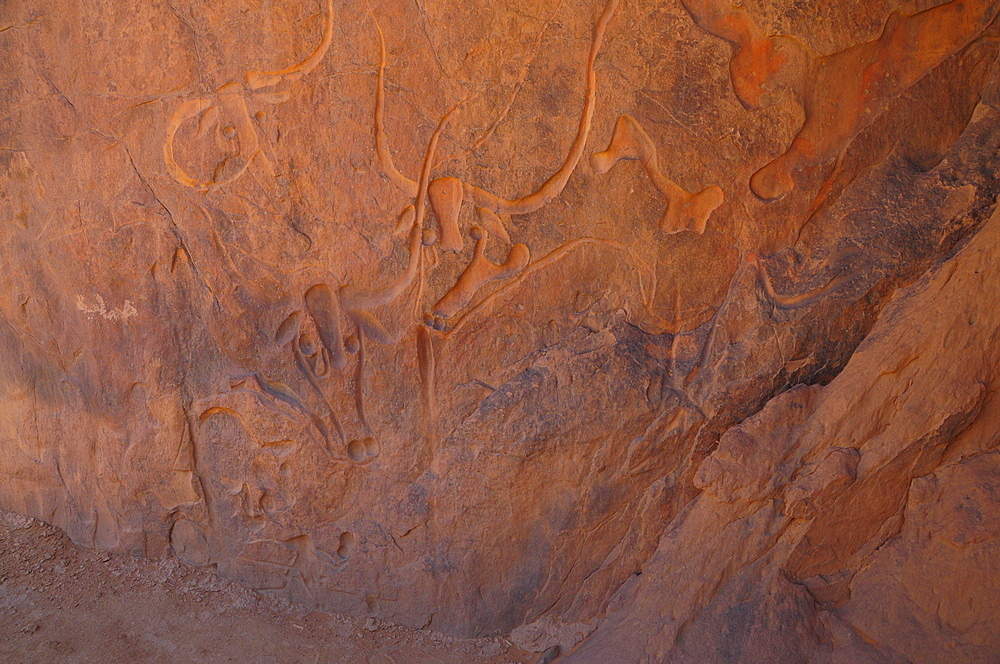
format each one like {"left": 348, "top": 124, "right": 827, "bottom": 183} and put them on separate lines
{"left": 1, "top": 0, "right": 998, "bottom": 660}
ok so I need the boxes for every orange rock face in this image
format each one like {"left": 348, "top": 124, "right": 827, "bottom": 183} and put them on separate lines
{"left": 1, "top": 0, "right": 998, "bottom": 659}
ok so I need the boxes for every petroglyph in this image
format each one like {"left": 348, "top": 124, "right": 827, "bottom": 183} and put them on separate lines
{"left": 160, "top": 0, "right": 737, "bottom": 516}
{"left": 373, "top": 0, "right": 620, "bottom": 243}
{"left": 233, "top": 0, "right": 631, "bottom": 460}
{"left": 427, "top": 177, "right": 465, "bottom": 253}
{"left": 590, "top": 115, "right": 724, "bottom": 235}
{"left": 163, "top": 0, "right": 334, "bottom": 190}
{"left": 262, "top": 123, "right": 446, "bottom": 444}
{"left": 239, "top": 534, "right": 345, "bottom": 598}
{"left": 75, "top": 294, "right": 138, "bottom": 321}
{"left": 250, "top": 372, "right": 338, "bottom": 450}
{"left": 304, "top": 284, "right": 349, "bottom": 373}
{"left": 273, "top": 303, "right": 348, "bottom": 446}
{"left": 364, "top": 0, "right": 624, "bottom": 333}
{"left": 347, "top": 437, "right": 380, "bottom": 464}
{"left": 429, "top": 226, "right": 529, "bottom": 321}
{"left": 337, "top": 115, "right": 444, "bottom": 346}
{"left": 679, "top": 0, "right": 1000, "bottom": 200}
{"left": 751, "top": 253, "right": 852, "bottom": 310}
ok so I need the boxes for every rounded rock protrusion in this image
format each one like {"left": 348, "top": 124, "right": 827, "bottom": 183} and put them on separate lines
{"left": 344, "top": 334, "right": 360, "bottom": 355}
{"left": 298, "top": 332, "right": 316, "bottom": 357}
{"left": 337, "top": 531, "right": 356, "bottom": 558}
{"left": 347, "top": 437, "right": 380, "bottom": 463}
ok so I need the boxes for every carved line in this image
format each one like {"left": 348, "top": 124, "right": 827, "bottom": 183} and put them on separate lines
{"left": 373, "top": 0, "right": 620, "bottom": 218}
{"left": 591, "top": 114, "right": 724, "bottom": 234}
{"left": 164, "top": 0, "right": 334, "bottom": 190}
{"left": 246, "top": 0, "right": 335, "bottom": 90}
{"left": 445, "top": 237, "right": 627, "bottom": 338}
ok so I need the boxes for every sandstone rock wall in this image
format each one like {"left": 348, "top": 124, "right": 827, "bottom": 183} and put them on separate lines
{"left": 1, "top": 0, "right": 998, "bottom": 658}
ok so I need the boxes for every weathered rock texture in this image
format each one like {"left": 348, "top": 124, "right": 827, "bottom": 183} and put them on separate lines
{"left": 1, "top": 0, "right": 999, "bottom": 660}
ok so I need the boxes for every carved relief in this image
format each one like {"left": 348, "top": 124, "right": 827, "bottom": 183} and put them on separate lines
{"left": 163, "top": 0, "right": 334, "bottom": 190}
{"left": 160, "top": 0, "right": 737, "bottom": 472}
{"left": 679, "top": 0, "right": 1000, "bottom": 200}
{"left": 5, "top": 0, "right": 999, "bottom": 645}
{"left": 590, "top": 114, "right": 724, "bottom": 234}
{"left": 373, "top": 0, "right": 620, "bottom": 256}
{"left": 182, "top": 0, "right": 639, "bottom": 500}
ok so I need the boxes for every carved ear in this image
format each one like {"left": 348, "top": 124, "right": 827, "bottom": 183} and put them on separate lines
{"left": 246, "top": 72, "right": 284, "bottom": 91}
{"left": 348, "top": 309, "right": 396, "bottom": 345}
{"left": 428, "top": 177, "right": 465, "bottom": 253}
{"left": 497, "top": 243, "right": 530, "bottom": 277}
{"left": 590, "top": 115, "right": 652, "bottom": 174}
{"left": 275, "top": 310, "right": 304, "bottom": 345}
{"left": 195, "top": 105, "right": 219, "bottom": 138}
{"left": 476, "top": 206, "right": 511, "bottom": 244}
{"left": 394, "top": 204, "right": 416, "bottom": 237}
{"left": 255, "top": 91, "right": 293, "bottom": 104}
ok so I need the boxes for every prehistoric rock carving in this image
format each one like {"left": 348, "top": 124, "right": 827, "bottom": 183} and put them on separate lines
{"left": 254, "top": 0, "right": 623, "bottom": 463}
{"left": 264, "top": 109, "right": 454, "bottom": 460}
{"left": 590, "top": 114, "right": 724, "bottom": 234}
{"left": 374, "top": 0, "right": 620, "bottom": 252}
{"left": 429, "top": 226, "right": 530, "bottom": 321}
{"left": 163, "top": 0, "right": 334, "bottom": 190}
{"left": 679, "top": 0, "right": 1000, "bottom": 200}
{"left": 750, "top": 252, "right": 855, "bottom": 310}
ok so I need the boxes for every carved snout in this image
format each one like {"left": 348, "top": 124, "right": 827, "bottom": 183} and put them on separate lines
{"left": 428, "top": 177, "right": 465, "bottom": 253}
{"left": 304, "top": 284, "right": 348, "bottom": 372}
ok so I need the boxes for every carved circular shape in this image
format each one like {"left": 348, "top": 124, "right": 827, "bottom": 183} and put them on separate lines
{"left": 298, "top": 333, "right": 316, "bottom": 357}
{"left": 344, "top": 335, "right": 360, "bottom": 355}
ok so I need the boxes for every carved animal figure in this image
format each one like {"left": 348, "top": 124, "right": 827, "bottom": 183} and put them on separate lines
{"left": 591, "top": 114, "right": 724, "bottom": 234}
{"left": 164, "top": 0, "right": 334, "bottom": 190}
{"left": 680, "top": 0, "right": 1000, "bottom": 200}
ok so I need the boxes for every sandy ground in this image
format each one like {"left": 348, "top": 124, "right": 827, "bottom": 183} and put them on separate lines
{"left": 0, "top": 510, "right": 534, "bottom": 664}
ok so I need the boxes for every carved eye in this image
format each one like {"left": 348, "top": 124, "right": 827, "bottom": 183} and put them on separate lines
{"left": 298, "top": 333, "right": 316, "bottom": 356}
{"left": 337, "top": 531, "right": 356, "bottom": 558}
{"left": 344, "top": 335, "right": 360, "bottom": 355}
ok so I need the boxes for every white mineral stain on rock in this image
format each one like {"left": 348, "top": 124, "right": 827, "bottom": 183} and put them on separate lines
{"left": 76, "top": 294, "right": 138, "bottom": 321}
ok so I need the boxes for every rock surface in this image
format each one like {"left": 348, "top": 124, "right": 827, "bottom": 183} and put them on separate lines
{"left": 0, "top": 509, "right": 531, "bottom": 663}
{"left": 1, "top": 0, "right": 999, "bottom": 660}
